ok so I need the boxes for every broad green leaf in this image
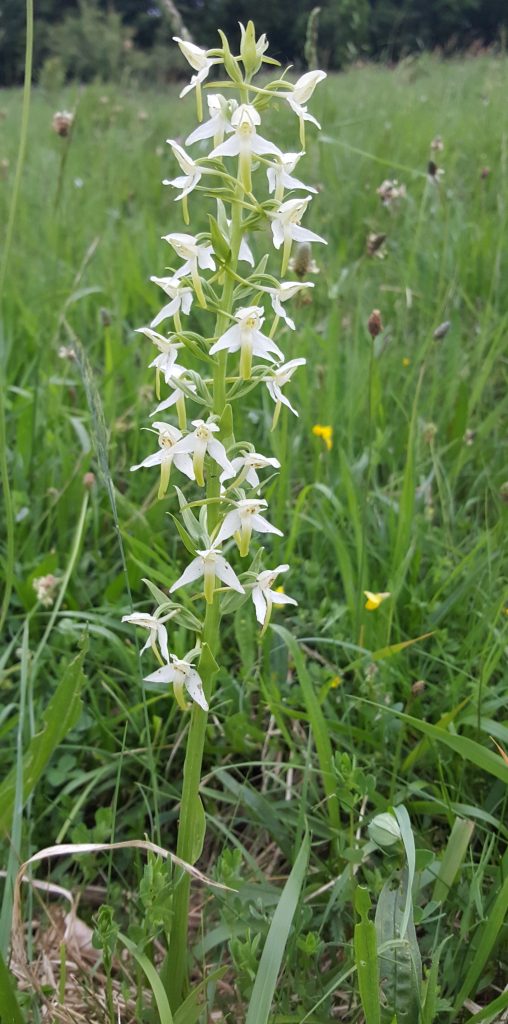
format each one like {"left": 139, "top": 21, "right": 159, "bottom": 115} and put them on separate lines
{"left": 0, "top": 643, "right": 86, "bottom": 835}
{"left": 245, "top": 832, "right": 310, "bottom": 1024}
{"left": 375, "top": 870, "right": 422, "bottom": 1024}
{"left": 432, "top": 818, "right": 475, "bottom": 903}
{"left": 354, "top": 887, "right": 381, "bottom": 1024}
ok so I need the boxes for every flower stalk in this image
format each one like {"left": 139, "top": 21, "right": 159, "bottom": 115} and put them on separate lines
{"left": 124, "top": 23, "right": 326, "bottom": 1009}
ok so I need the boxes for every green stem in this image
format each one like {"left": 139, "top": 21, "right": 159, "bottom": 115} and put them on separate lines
{"left": 164, "top": 186, "right": 244, "bottom": 1011}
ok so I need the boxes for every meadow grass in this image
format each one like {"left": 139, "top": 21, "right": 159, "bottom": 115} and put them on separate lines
{"left": 0, "top": 52, "right": 507, "bottom": 1021}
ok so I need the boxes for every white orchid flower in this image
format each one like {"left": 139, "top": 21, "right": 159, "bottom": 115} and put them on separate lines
{"left": 149, "top": 276, "right": 193, "bottom": 330}
{"left": 163, "top": 140, "right": 202, "bottom": 209}
{"left": 209, "top": 104, "right": 282, "bottom": 192}
{"left": 122, "top": 611, "right": 172, "bottom": 662}
{"left": 263, "top": 358, "right": 307, "bottom": 428}
{"left": 251, "top": 564, "right": 297, "bottom": 632}
{"left": 271, "top": 196, "right": 327, "bottom": 273}
{"left": 170, "top": 546, "right": 244, "bottom": 604}
{"left": 145, "top": 651, "right": 208, "bottom": 711}
{"left": 186, "top": 94, "right": 237, "bottom": 147}
{"left": 267, "top": 152, "right": 318, "bottom": 203}
{"left": 151, "top": 365, "right": 197, "bottom": 431}
{"left": 279, "top": 70, "right": 327, "bottom": 145}
{"left": 225, "top": 217, "right": 254, "bottom": 265}
{"left": 162, "top": 232, "right": 215, "bottom": 306}
{"left": 173, "top": 37, "right": 220, "bottom": 119}
{"left": 221, "top": 451, "right": 281, "bottom": 489}
{"left": 131, "top": 421, "right": 195, "bottom": 497}
{"left": 209, "top": 305, "right": 284, "bottom": 380}
{"left": 214, "top": 498, "right": 283, "bottom": 557}
{"left": 261, "top": 281, "right": 315, "bottom": 330}
{"left": 170, "top": 418, "right": 235, "bottom": 488}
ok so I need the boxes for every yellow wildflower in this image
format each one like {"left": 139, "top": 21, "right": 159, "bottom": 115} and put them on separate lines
{"left": 402, "top": 357, "right": 411, "bottom": 367}
{"left": 329, "top": 674, "right": 342, "bottom": 688}
{"left": 275, "top": 585, "right": 285, "bottom": 594}
{"left": 312, "top": 424, "right": 333, "bottom": 451}
{"left": 364, "top": 590, "right": 391, "bottom": 611}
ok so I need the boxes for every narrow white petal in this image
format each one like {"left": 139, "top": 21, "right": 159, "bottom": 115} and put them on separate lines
{"left": 209, "top": 136, "right": 240, "bottom": 159}
{"left": 157, "top": 623, "right": 170, "bottom": 662}
{"left": 207, "top": 439, "right": 235, "bottom": 476}
{"left": 252, "top": 586, "right": 267, "bottom": 625}
{"left": 291, "top": 225, "right": 327, "bottom": 245}
{"left": 173, "top": 453, "right": 195, "bottom": 481}
{"left": 169, "top": 557, "right": 204, "bottom": 594}
{"left": 151, "top": 298, "right": 179, "bottom": 328}
{"left": 185, "top": 669, "right": 209, "bottom": 711}
{"left": 144, "top": 664, "right": 177, "bottom": 684}
{"left": 214, "top": 510, "right": 241, "bottom": 545}
{"left": 267, "top": 589, "right": 297, "bottom": 607}
{"left": 251, "top": 514, "right": 284, "bottom": 537}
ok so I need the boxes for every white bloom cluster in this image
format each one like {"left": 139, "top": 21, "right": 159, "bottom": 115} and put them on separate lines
{"left": 124, "top": 25, "right": 326, "bottom": 712}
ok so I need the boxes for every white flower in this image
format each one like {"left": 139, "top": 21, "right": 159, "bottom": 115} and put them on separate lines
{"left": 122, "top": 611, "right": 171, "bottom": 662}
{"left": 209, "top": 104, "right": 282, "bottom": 161}
{"left": 225, "top": 217, "right": 254, "bottom": 265}
{"left": 209, "top": 104, "right": 282, "bottom": 191}
{"left": 137, "top": 326, "right": 183, "bottom": 383}
{"left": 173, "top": 37, "right": 218, "bottom": 99}
{"left": 148, "top": 276, "right": 193, "bottom": 329}
{"left": 209, "top": 305, "right": 284, "bottom": 379}
{"left": 280, "top": 71, "right": 327, "bottom": 143}
{"left": 151, "top": 365, "right": 197, "bottom": 423}
{"left": 376, "top": 179, "right": 407, "bottom": 207}
{"left": 162, "top": 232, "right": 215, "bottom": 305}
{"left": 145, "top": 652, "right": 208, "bottom": 711}
{"left": 221, "top": 451, "right": 281, "bottom": 488}
{"left": 170, "top": 546, "right": 244, "bottom": 604}
{"left": 263, "top": 358, "right": 306, "bottom": 427}
{"left": 131, "top": 421, "right": 195, "bottom": 496}
{"left": 171, "top": 418, "right": 235, "bottom": 488}
{"left": 267, "top": 152, "right": 317, "bottom": 202}
{"left": 214, "top": 498, "right": 283, "bottom": 557}
{"left": 251, "top": 564, "right": 297, "bottom": 630}
{"left": 261, "top": 281, "right": 314, "bottom": 330}
{"left": 186, "top": 94, "right": 237, "bottom": 147}
{"left": 163, "top": 140, "right": 202, "bottom": 201}
{"left": 271, "top": 196, "right": 327, "bottom": 251}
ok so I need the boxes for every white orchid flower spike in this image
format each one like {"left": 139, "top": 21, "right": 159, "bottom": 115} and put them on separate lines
{"left": 173, "top": 36, "right": 221, "bottom": 118}
{"left": 279, "top": 70, "right": 327, "bottom": 145}
{"left": 121, "top": 611, "right": 173, "bottom": 662}
{"left": 263, "top": 358, "right": 307, "bottom": 429}
{"left": 131, "top": 421, "right": 195, "bottom": 497}
{"left": 135, "top": 327, "right": 183, "bottom": 396}
{"left": 162, "top": 232, "right": 215, "bottom": 305}
{"left": 261, "top": 281, "right": 314, "bottom": 330}
{"left": 221, "top": 451, "right": 281, "bottom": 489}
{"left": 171, "top": 418, "right": 235, "bottom": 488}
{"left": 251, "top": 564, "right": 297, "bottom": 633}
{"left": 209, "top": 104, "right": 282, "bottom": 192}
{"left": 267, "top": 152, "right": 318, "bottom": 203}
{"left": 164, "top": 141, "right": 203, "bottom": 218}
{"left": 145, "top": 651, "right": 208, "bottom": 711}
{"left": 209, "top": 305, "right": 284, "bottom": 379}
{"left": 170, "top": 546, "right": 245, "bottom": 605}
{"left": 186, "top": 94, "right": 237, "bottom": 148}
{"left": 214, "top": 498, "right": 282, "bottom": 557}
{"left": 149, "top": 276, "right": 193, "bottom": 331}
{"left": 270, "top": 196, "right": 327, "bottom": 273}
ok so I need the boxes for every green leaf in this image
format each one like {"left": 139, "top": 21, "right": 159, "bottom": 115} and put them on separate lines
{"left": 452, "top": 873, "right": 508, "bottom": 1018}
{"left": 0, "top": 643, "right": 86, "bottom": 835}
{"left": 421, "top": 938, "right": 449, "bottom": 1024}
{"left": 118, "top": 932, "right": 174, "bottom": 1024}
{"left": 271, "top": 626, "right": 340, "bottom": 835}
{"left": 354, "top": 887, "right": 381, "bottom": 1024}
{"left": 375, "top": 870, "right": 422, "bottom": 1024}
{"left": 168, "top": 513, "right": 198, "bottom": 557}
{"left": 0, "top": 948, "right": 26, "bottom": 1024}
{"left": 245, "top": 833, "right": 310, "bottom": 1024}
{"left": 432, "top": 818, "right": 475, "bottom": 903}
{"left": 393, "top": 805, "right": 416, "bottom": 940}
{"left": 208, "top": 214, "right": 231, "bottom": 263}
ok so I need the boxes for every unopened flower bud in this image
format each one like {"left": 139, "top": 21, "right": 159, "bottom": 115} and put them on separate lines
{"left": 463, "top": 429, "right": 475, "bottom": 446}
{"left": 433, "top": 320, "right": 451, "bottom": 340}
{"left": 52, "top": 110, "right": 73, "bottom": 137}
{"left": 423, "top": 422, "right": 438, "bottom": 444}
{"left": 480, "top": 166, "right": 491, "bottom": 180}
{"left": 367, "top": 309, "right": 383, "bottom": 338}
{"left": 83, "top": 472, "right": 96, "bottom": 489}
{"left": 412, "top": 679, "right": 426, "bottom": 696}
{"left": 368, "top": 812, "right": 401, "bottom": 848}
{"left": 366, "top": 232, "right": 387, "bottom": 257}
{"left": 288, "top": 242, "right": 319, "bottom": 279}
{"left": 430, "top": 135, "right": 444, "bottom": 152}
